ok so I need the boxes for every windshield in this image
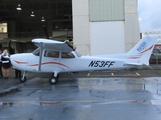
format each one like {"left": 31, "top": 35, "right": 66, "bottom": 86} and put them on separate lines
{"left": 74, "top": 51, "right": 82, "bottom": 57}
{"left": 61, "top": 52, "right": 75, "bottom": 58}
{"left": 32, "top": 48, "right": 40, "bottom": 56}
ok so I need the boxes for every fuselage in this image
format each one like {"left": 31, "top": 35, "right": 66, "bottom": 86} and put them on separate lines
{"left": 10, "top": 50, "right": 130, "bottom": 73}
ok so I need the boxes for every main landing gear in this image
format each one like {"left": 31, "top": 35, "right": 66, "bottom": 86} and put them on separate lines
{"left": 49, "top": 73, "right": 59, "bottom": 85}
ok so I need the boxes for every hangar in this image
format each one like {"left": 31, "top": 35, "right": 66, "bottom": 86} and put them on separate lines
{"left": 0, "top": 0, "right": 140, "bottom": 55}
{"left": 0, "top": 0, "right": 72, "bottom": 52}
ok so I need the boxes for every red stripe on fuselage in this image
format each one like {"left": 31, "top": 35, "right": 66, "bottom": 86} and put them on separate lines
{"left": 128, "top": 56, "right": 140, "bottom": 59}
{"left": 29, "top": 62, "right": 70, "bottom": 69}
{"left": 14, "top": 60, "right": 28, "bottom": 64}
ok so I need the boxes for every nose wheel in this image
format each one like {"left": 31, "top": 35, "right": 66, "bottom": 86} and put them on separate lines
{"left": 49, "top": 77, "right": 57, "bottom": 84}
{"left": 20, "top": 71, "right": 27, "bottom": 83}
{"left": 20, "top": 76, "right": 26, "bottom": 82}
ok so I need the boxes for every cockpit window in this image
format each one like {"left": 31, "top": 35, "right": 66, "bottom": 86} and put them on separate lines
{"left": 44, "top": 50, "right": 59, "bottom": 58}
{"left": 32, "top": 48, "right": 40, "bottom": 56}
{"left": 61, "top": 52, "right": 75, "bottom": 58}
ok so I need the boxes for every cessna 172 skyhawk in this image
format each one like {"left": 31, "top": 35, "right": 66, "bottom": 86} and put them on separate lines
{"left": 10, "top": 36, "right": 156, "bottom": 84}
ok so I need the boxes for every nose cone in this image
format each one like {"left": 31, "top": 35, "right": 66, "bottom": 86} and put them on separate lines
{"left": 10, "top": 54, "right": 16, "bottom": 67}
{"left": 10, "top": 53, "right": 29, "bottom": 71}
{"left": 10, "top": 54, "right": 20, "bottom": 69}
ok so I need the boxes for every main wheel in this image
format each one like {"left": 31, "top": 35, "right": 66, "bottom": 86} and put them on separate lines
{"left": 49, "top": 77, "right": 58, "bottom": 85}
{"left": 20, "top": 76, "right": 26, "bottom": 83}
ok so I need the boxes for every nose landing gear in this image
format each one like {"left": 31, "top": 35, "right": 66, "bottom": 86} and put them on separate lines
{"left": 20, "top": 71, "right": 27, "bottom": 83}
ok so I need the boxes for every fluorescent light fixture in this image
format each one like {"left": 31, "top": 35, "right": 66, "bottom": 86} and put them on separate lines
{"left": 41, "top": 17, "right": 45, "bottom": 21}
{"left": 0, "top": 23, "right": 7, "bottom": 25}
{"left": 30, "top": 11, "right": 35, "bottom": 17}
{"left": 16, "top": 4, "right": 22, "bottom": 10}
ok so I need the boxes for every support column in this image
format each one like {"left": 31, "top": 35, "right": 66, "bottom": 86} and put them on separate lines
{"left": 124, "top": 0, "right": 140, "bottom": 52}
{"left": 72, "top": 0, "right": 90, "bottom": 55}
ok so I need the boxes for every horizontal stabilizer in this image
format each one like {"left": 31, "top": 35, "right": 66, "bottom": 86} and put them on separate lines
{"left": 124, "top": 62, "right": 144, "bottom": 66}
{"left": 124, "top": 62, "right": 153, "bottom": 69}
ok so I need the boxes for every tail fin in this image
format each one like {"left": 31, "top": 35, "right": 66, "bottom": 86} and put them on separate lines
{"left": 126, "top": 36, "right": 157, "bottom": 65}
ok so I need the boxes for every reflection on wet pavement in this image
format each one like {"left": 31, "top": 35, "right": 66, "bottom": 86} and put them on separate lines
{"left": 0, "top": 77, "right": 161, "bottom": 120}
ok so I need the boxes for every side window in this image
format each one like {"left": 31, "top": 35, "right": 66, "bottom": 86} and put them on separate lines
{"left": 44, "top": 50, "right": 59, "bottom": 58}
{"left": 61, "top": 52, "right": 75, "bottom": 58}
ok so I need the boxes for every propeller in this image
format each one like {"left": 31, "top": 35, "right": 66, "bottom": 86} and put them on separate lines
{"left": 0, "top": 43, "right": 2, "bottom": 50}
{"left": 8, "top": 40, "right": 15, "bottom": 54}
{"left": 43, "top": 25, "right": 49, "bottom": 39}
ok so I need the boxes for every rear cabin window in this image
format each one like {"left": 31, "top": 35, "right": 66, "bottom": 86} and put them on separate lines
{"left": 44, "top": 50, "right": 59, "bottom": 58}
{"left": 61, "top": 52, "right": 75, "bottom": 58}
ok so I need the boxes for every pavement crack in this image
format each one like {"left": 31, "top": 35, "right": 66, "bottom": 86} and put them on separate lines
{"left": 27, "top": 90, "right": 38, "bottom": 96}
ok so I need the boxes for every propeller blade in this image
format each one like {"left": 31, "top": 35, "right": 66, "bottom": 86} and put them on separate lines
{"left": 8, "top": 40, "right": 14, "bottom": 54}
{"left": 43, "top": 25, "right": 49, "bottom": 39}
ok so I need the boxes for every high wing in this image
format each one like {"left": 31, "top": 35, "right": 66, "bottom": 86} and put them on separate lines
{"left": 32, "top": 38, "right": 73, "bottom": 52}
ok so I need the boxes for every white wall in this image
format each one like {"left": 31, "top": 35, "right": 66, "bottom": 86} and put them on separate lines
{"left": 90, "top": 21, "right": 125, "bottom": 55}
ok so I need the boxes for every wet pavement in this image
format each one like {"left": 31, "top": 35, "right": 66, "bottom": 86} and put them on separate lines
{"left": 0, "top": 67, "right": 161, "bottom": 120}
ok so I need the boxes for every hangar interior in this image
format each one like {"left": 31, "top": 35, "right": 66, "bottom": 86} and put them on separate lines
{"left": 0, "top": 0, "right": 140, "bottom": 55}
{"left": 0, "top": 0, "right": 72, "bottom": 52}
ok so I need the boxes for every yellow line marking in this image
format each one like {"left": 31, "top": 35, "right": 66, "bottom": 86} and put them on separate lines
{"left": 135, "top": 72, "right": 140, "bottom": 76}
{"left": 87, "top": 73, "right": 90, "bottom": 76}
{"left": 111, "top": 73, "right": 114, "bottom": 76}
{"left": 89, "top": 75, "right": 139, "bottom": 77}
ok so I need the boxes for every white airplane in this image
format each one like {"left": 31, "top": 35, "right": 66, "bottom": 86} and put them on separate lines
{"left": 10, "top": 36, "right": 156, "bottom": 84}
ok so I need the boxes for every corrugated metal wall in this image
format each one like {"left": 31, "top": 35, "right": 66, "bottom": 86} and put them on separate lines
{"left": 89, "top": 0, "right": 125, "bottom": 21}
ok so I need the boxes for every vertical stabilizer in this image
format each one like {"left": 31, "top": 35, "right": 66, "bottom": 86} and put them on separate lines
{"left": 126, "top": 36, "right": 157, "bottom": 65}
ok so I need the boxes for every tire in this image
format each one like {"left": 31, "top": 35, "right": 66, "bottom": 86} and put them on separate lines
{"left": 49, "top": 77, "right": 58, "bottom": 85}
{"left": 20, "top": 76, "right": 26, "bottom": 83}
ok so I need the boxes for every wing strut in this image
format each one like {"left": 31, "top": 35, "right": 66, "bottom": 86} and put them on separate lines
{"left": 38, "top": 42, "right": 43, "bottom": 71}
